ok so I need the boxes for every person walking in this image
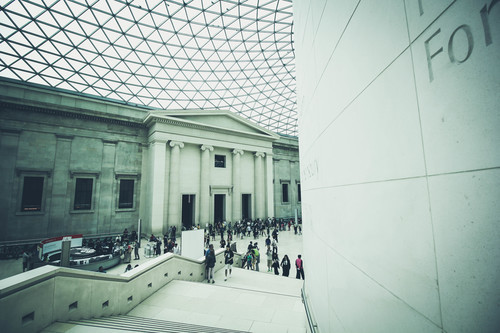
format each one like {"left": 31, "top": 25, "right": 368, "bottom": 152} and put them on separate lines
{"left": 224, "top": 245, "right": 234, "bottom": 281}
{"left": 295, "top": 254, "right": 305, "bottom": 280}
{"left": 281, "top": 254, "right": 291, "bottom": 277}
{"left": 205, "top": 244, "right": 216, "bottom": 283}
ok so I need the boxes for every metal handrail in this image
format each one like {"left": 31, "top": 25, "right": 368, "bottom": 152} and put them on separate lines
{"left": 301, "top": 283, "right": 319, "bottom": 333}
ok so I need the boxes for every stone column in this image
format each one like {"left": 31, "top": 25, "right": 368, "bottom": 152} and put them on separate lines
{"left": 168, "top": 141, "right": 184, "bottom": 230}
{"left": 48, "top": 135, "right": 73, "bottom": 235}
{"left": 254, "top": 151, "right": 265, "bottom": 219}
{"left": 149, "top": 140, "right": 167, "bottom": 235}
{"left": 98, "top": 140, "right": 117, "bottom": 234}
{"left": 265, "top": 152, "right": 274, "bottom": 218}
{"left": 232, "top": 149, "right": 244, "bottom": 221}
{"left": 200, "top": 144, "right": 213, "bottom": 225}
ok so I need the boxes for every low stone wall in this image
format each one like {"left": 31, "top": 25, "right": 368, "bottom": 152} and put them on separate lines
{"left": 0, "top": 248, "right": 243, "bottom": 333}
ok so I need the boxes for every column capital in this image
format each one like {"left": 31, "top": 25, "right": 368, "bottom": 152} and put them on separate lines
{"left": 254, "top": 151, "right": 265, "bottom": 158}
{"left": 201, "top": 144, "right": 214, "bottom": 152}
{"left": 169, "top": 140, "right": 184, "bottom": 148}
{"left": 232, "top": 149, "right": 244, "bottom": 156}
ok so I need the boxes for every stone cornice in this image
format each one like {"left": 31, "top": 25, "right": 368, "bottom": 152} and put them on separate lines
{"left": 69, "top": 170, "right": 101, "bottom": 179}
{"left": 144, "top": 114, "right": 278, "bottom": 142}
{"left": 0, "top": 101, "right": 145, "bottom": 129}
{"left": 272, "top": 143, "right": 299, "bottom": 152}
{"left": 16, "top": 168, "right": 52, "bottom": 177}
{"left": 55, "top": 134, "right": 74, "bottom": 140}
{"left": 0, "top": 128, "right": 22, "bottom": 135}
{"left": 115, "top": 172, "right": 141, "bottom": 180}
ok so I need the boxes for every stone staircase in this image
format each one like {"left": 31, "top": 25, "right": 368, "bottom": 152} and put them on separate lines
{"left": 64, "top": 315, "right": 248, "bottom": 333}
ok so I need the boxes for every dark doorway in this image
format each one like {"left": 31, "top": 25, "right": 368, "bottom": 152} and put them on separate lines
{"left": 214, "top": 194, "right": 225, "bottom": 223}
{"left": 182, "top": 194, "right": 195, "bottom": 230}
{"left": 242, "top": 194, "right": 251, "bottom": 220}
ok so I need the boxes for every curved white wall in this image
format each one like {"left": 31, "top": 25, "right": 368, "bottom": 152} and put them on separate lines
{"left": 294, "top": 0, "right": 500, "bottom": 332}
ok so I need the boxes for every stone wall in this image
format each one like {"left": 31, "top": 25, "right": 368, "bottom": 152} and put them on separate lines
{"left": 294, "top": 0, "right": 500, "bottom": 332}
{"left": 0, "top": 81, "right": 300, "bottom": 241}
{"left": 272, "top": 135, "right": 301, "bottom": 219}
{"left": 0, "top": 90, "right": 146, "bottom": 241}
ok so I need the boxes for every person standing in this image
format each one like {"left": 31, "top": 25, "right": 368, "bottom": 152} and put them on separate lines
{"left": 253, "top": 243, "right": 260, "bottom": 272}
{"left": 224, "top": 245, "right": 234, "bottom": 281}
{"left": 266, "top": 246, "right": 272, "bottom": 272}
{"left": 22, "top": 251, "right": 30, "bottom": 272}
{"left": 134, "top": 241, "right": 140, "bottom": 260}
{"left": 272, "top": 253, "right": 280, "bottom": 275}
{"left": 173, "top": 243, "right": 180, "bottom": 255}
{"left": 281, "top": 254, "right": 291, "bottom": 277}
{"left": 205, "top": 244, "right": 216, "bottom": 283}
{"left": 295, "top": 254, "right": 305, "bottom": 280}
{"left": 245, "top": 250, "right": 254, "bottom": 270}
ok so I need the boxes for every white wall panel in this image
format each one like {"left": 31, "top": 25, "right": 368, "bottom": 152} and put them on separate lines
{"left": 306, "top": 50, "right": 425, "bottom": 189}
{"left": 299, "top": 0, "right": 409, "bottom": 152}
{"left": 412, "top": 0, "right": 500, "bottom": 174}
{"left": 429, "top": 168, "right": 500, "bottom": 333}
{"left": 295, "top": 0, "right": 500, "bottom": 332}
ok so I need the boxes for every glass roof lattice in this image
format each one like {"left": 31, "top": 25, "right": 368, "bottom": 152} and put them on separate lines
{"left": 0, "top": 0, "right": 297, "bottom": 135}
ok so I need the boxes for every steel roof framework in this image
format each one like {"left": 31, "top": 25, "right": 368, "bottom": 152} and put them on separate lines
{"left": 0, "top": 0, "right": 297, "bottom": 135}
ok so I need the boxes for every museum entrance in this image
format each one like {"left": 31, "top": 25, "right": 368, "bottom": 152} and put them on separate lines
{"left": 214, "top": 194, "right": 225, "bottom": 223}
{"left": 242, "top": 194, "right": 251, "bottom": 219}
{"left": 182, "top": 194, "right": 195, "bottom": 230}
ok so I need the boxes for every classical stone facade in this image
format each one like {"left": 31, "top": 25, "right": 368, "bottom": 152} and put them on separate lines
{"left": 272, "top": 135, "right": 301, "bottom": 219}
{"left": 0, "top": 80, "right": 300, "bottom": 241}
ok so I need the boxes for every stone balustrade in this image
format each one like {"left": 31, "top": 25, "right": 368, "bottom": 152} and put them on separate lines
{"left": 0, "top": 248, "right": 242, "bottom": 333}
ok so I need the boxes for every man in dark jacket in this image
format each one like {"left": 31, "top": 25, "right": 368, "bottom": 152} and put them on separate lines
{"left": 205, "top": 244, "right": 216, "bottom": 283}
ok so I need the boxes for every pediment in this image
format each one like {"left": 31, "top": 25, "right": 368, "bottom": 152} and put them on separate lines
{"left": 144, "top": 109, "right": 279, "bottom": 140}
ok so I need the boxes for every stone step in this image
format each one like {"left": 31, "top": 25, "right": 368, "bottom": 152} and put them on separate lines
{"left": 66, "top": 314, "right": 248, "bottom": 333}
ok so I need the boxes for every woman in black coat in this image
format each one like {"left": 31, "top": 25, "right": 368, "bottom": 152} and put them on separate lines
{"left": 281, "top": 254, "right": 291, "bottom": 277}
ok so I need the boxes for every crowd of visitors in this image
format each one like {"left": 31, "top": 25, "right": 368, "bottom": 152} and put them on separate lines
{"left": 203, "top": 217, "right": 304, "bottom": 282}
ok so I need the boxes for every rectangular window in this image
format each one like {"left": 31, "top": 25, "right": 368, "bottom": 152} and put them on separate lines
{"left": 74, "top": 178, "right": 93, "bottom": 210}
{"left": 215, "top": 155, "right": 226, "bottom": 168}
{"left": 282, "top": 183, "right": 289, "bottom": 203}
{"left": 118, "top": 179, "right": 134, "bottom": 209}
{"left": 297, "top": 183, "right": 301, "bottom": 202}
{"left": 21, "top": 176, "right": 44, "bottom": 211}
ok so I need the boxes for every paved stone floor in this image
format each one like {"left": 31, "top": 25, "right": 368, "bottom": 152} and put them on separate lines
{"left": 107, "top": 226, "right": 304, "bottom": 279}
{"left": 0, "top": 226, "right": 304, "bottom": 280}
